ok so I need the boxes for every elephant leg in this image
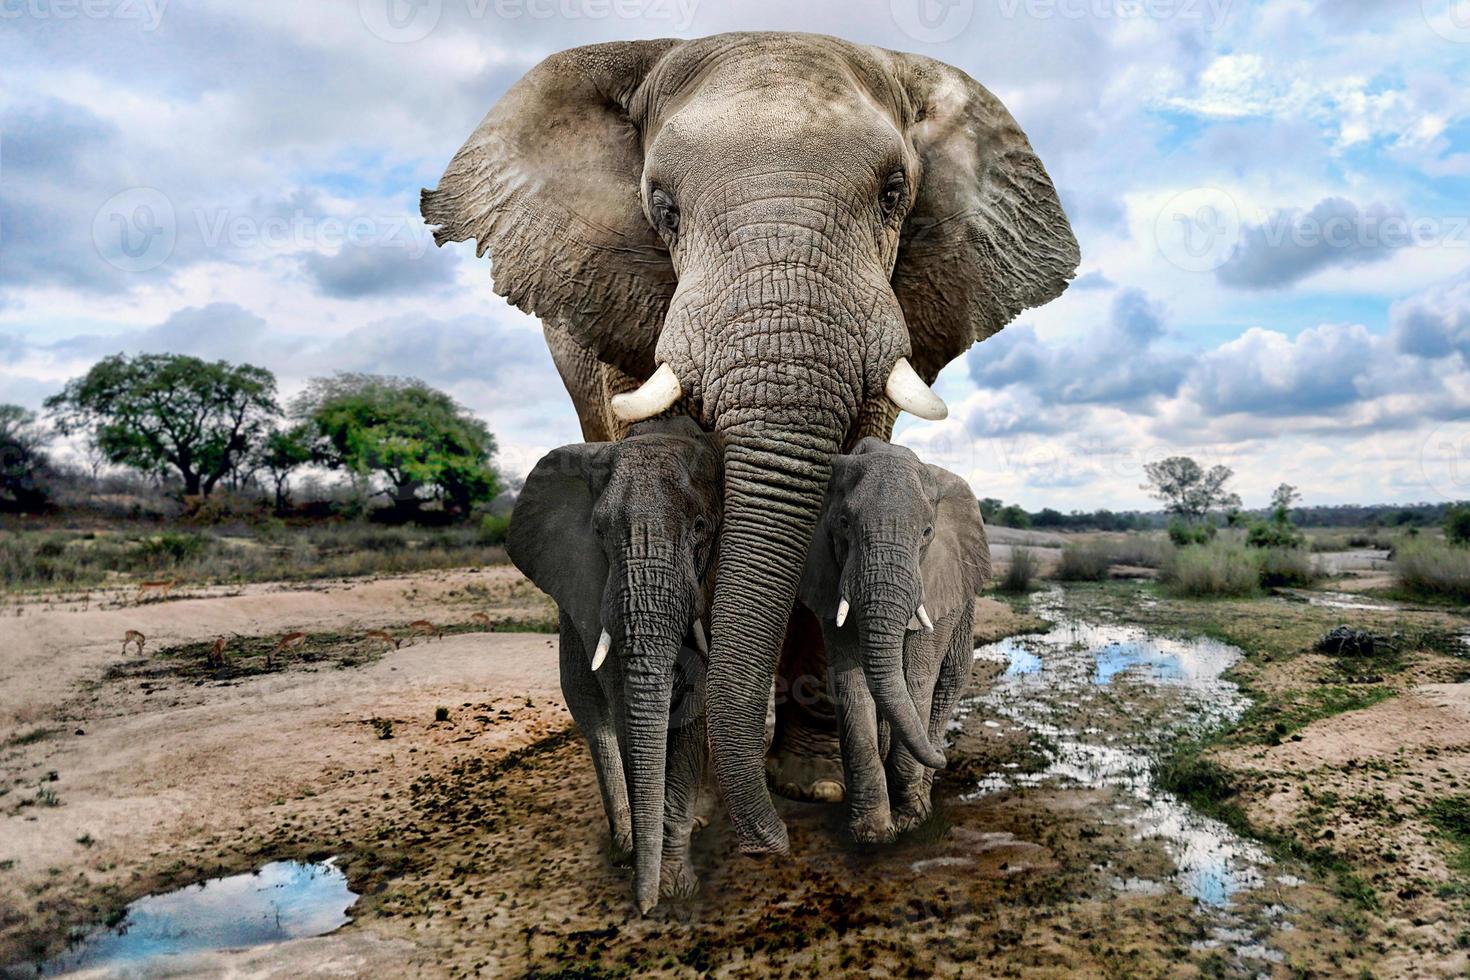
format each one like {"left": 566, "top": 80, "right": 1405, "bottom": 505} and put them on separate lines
{"left": 891, "top": 607, "right": 974, "bottom": 834}
{"left": 660, "top": 644, "right": 706, "bottom": 901}
{"left": 766, "top": 606, "right": 845, "bottom": 803}
{"left": 887, "top": 632, "right": 942, "bottom": 835}
{"left": 559, "top": 614, "right": 634, "bottom": 863}
{"left": 826, "top": 628, "right": 894, "bottom": 844}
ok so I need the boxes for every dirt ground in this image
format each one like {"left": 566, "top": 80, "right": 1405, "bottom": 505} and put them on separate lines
{"left": 1, "top": 567, "right": 1466, "bottom": 977}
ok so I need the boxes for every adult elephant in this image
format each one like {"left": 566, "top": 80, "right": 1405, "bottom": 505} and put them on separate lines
{"left": 423, "top": 32, "right": 1077, "bottom": 856}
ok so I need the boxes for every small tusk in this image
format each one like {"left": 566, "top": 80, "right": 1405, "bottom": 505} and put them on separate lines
{"left": 610, "top": 364, "right": 683, "bottom": 422}
{"left": 835, "top": 597, "right": 850, "bottom": 628}
{"left": 917, "top": 605, "right": 934, "bottom": 632}
{"left": 884, "top": 357, "right": 947, "bottom": 421}
{"left": 693, "top": 618, "right": 709, "bottom": 655}
{"left": 907, "top": 615, "right": 921, "bottom": 631}
{"left": 592, "top": 629, "right": 612, "bottom": 671}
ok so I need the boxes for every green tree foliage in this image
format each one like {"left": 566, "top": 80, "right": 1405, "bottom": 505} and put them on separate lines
{"left": 0, "top": 404, "right": 53, "bottom": 512}
{"left": 1249, "top": 482, "right": 1305, "bottom": 549}
{"left": 1446, "top": 503, "right": 1470, "bottom": 547}
{"left": 293, "top": 374, "right": 499, "bottom": 517}
{"left": 251, "top": 425, "right": 313, "bottom": 512}
{"left": 1142, "top": 456, "right": 1242, "bottom": 522}
{"left": 46, "top": 354, "right": 278, "bottom": 497}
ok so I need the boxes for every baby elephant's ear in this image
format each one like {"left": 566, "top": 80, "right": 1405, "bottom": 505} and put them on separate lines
{"left": 920, "top": 465, "right": 991, "bottom": 622}
{"left": 798, "top": 461, "right": 850, "bottom": 621}
{"left": 508, "top": 444, "right": 610, "bottom": 657}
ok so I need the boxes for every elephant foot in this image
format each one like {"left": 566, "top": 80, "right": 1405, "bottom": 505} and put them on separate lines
{"left": 765, "top": 716, "right": 845, "bottom": 803}
{"left": 659, "top": 852, "right": 700, "bottom": 902}
{"left": 848, "top": 809, "right": 897, "bottom": 845}
{"left": 892, "top": 794, "right": 933, "bottom": 835}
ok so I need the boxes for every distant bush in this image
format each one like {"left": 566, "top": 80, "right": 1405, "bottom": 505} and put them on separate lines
{"left": 998, "top": 547, "right": 1038, "bottom": 593}
{"left": 1246, "top": 520, "right": 1303, "bottom": 550}
{"left": 1254, "top": 547, "right": 1320, "bottom": 587}
{"left": 1098, "top": 535, "right": 1173, "bottom": 569}
{"left": 1168, "top": 519, "right": 1216, "bottom": 547}
{"left": 1395, "top": 539, "right": 1470, "bottom": 603}
{"left": 1446, "top": 504, "right": 1470, "bottom": 547}
{"left": 1054, "top": 541, "right": 1111, "bottom": 581}
{"left": 479, "top": 513, "right": 511, "bottom": 545}
{"left": 137, "top": 531, "right": 210, "bottom": 566}
{"left": 1161, "top": 542, "right": 1258, "bottom": 597}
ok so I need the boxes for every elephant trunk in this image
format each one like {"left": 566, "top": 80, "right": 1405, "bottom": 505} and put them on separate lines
{"left": 621, "top": 555, "right": 687, "bottom": 913}
{"left": 852, "top": 549, "right": 945, "bottom": 769}
{"left": 708, "top": 418, "right": 842, "bottom": 855}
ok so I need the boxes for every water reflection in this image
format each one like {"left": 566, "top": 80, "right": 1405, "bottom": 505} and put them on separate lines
{"left": 966, "top": 590, "right": 1266, "bottom": 908}
{"left": 37, "top": 859, "right": 357, "bottom": 976}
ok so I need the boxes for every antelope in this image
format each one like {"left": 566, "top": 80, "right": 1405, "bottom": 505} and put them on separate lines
{"left": 364, "top": 629, "right": 400, "bottom": 652}
{"left": 268, "top": 631, "right": 307, "bottom": 668}
{"left": 136, "top": 579, "right": 176, "bottom": 602}
{"left": 207, "top": 636, "right": 228, "bottom": 667}
{"left": 122, "top": 630, "right": 146, "bottom": 655}
{"left": 471, "top": 612, "right": 492, "bottom": 628}
{"left": 406, "top": 619, "right": 442, "bottom": 644}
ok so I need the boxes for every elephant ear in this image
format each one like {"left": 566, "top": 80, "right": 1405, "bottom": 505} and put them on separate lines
{"left": 921, "top": 464, "right": 990, "bottom": 622}
{"left": 421, "top": 40, "right": 682, "bottom": 380}
{"left": 507, "top": 443, "right": 612, "bottom": 662}
{"left": 798, "top": 458, "right": 854, "bottom": 621}
{"left": 891, "top": 53, "right": 1080, "bottom": 382}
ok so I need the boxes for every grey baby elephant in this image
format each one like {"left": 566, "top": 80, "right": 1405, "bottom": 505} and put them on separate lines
{"left": 507, "top": 417, "right": 720, "bottom": 913}
{"left": 799, "top": 438, "right": 990, "bottom": 843}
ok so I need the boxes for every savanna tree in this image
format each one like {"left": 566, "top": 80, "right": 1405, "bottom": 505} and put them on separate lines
{"left": 47, "top": 354, "right": 278, "bottom": 497}
{"left": 0, "top": 404, "right": 53, "bottom": 511}
{"left": 251, "top": 424, "right": 313, "bottom": 512}
{"left": 293, "top": 373, "right": 499, "bottom": 517}
{"left": 1142, "top": 456, "right": 1241, "bottom": 523}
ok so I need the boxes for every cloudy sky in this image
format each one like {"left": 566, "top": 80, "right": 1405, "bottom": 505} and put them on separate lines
{"left": 3, "top": 0, "right": 1469, "bottom": 510}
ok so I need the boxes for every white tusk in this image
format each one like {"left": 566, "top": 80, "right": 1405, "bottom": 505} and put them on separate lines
{"left": 907, "top": 615, "right": 921, "bottom": 631}
{"left": 884, "top": 357, "right": 947, "bottom": 421}
{"left": 836, "top": 597, "right": 850, "bottom": 628}
{"left": 610, "top": 364, "right": 683, "bottom": 422}
{"left": 693, "top": 618, "right": 709, "bottom": 655}
{"left": 917, "top": 604, "right": 934, "bottom": 632}
{"left": 592, "top": 629, "right": 612, "bottom": 671}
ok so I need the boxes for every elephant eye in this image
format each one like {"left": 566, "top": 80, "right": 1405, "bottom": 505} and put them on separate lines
{"left": 879, "top": 172, "right": 906, "bottom": 219}
{"left": 693, "top": 515, "right": 707, "bottom": 536}
{"left": 923, "top": 525, "right": 934, "bottom": 538}
{"left": 650, "top": 187, "right": 679, "bottom": 238}
{"left": 839, "top": 514, "right": 851, "bottom": 531}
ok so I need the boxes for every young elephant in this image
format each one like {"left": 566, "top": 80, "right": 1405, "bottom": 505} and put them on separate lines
{"left": 799, "top": 438, "right": 990, "bottom": 842}
{"left": 508, "top": 417, "right": 720, "bottom": 913}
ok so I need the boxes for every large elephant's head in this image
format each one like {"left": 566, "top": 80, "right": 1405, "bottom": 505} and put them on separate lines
{"left": 506, "top": 416, "right": 720, "bottom": 912}
{"left": 800, "top": 438, "right": 989, "bottom": 767}
{"left": 425, "top": 32, "right": 1077, "bottom": 853}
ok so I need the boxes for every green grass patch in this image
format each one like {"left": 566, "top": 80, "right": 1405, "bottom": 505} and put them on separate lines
{"left": 4, "top": 726, "right": 60, "bottom": 748}
{"left": 1424, "top": 795, "right": 1470, "bottom": 879}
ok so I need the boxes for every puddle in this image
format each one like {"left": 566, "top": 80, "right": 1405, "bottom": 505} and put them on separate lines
{"left": 33, "top": 860, "right": 356, "bottom": 976}
{"left": 966, "top": 589, "right": 1268, "bottom": 912}
{"left": 1274, "top": 588, "right": 1403, "bottom": 612}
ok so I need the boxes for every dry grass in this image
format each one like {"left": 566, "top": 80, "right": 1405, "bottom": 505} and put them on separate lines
{"left": 1394, "top": 538, "right": 1470, "bottom": 603}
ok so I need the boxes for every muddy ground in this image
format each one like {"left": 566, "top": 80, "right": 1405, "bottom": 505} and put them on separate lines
{"left": 1, "top": 563, "right": 1467, "bottom": 977}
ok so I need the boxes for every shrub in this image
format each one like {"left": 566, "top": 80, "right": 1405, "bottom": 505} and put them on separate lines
{"left": 1394, "top": 538, "right": 1470, "bottom": 603}
{"left": 137, "top": 531, "right": 209, "bottom": 566}
{"left": 1168, "top": 519, "right": 1215, "bottom": 547}
{"left": 479, "top": 513, "right": 511, "bottom": 545}
{"left": 1098, "top": 535, "right": 1173, "bottom": 569}
{"left": 1246, "top": 520, "right": 1303, "bottom": 549}
{"left": 998, "top": 546, "right": 1038, "bottom": 593}
{"left": 1447, "top": 504, "right": 1470, "bottom": 547}
{"left": 1255, "top": 547, "right": 1320, "bottom": 587}
{"left": 1054, "top": 540, "right": 1111, "bottom": 581}
{"left": 1161, "top": 542, "right": 1258, "bottom": 597}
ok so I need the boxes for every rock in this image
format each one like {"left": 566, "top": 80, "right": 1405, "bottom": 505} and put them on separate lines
{"left": 1315, "top": 625, "right": 1381, "bottom": 657}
